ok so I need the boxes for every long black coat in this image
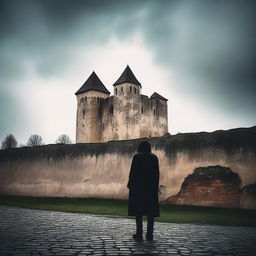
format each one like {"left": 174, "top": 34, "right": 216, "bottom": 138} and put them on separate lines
{"left": 127, "top": 152, "right": 160, "bottom": 217}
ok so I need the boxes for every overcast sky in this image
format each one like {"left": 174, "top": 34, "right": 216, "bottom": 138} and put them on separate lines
{"left": 0, "top": 0, "right": 255, "bottom": 145}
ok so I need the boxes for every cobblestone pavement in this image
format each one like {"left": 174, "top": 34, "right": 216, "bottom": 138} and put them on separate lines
{"left": 0, "top": 206, "right": 256, "bottom": 255}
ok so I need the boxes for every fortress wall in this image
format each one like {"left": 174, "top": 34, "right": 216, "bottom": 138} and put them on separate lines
{"left": 101, "top": 92, "right": 168, "bottom": 142}
{"left": 150, "top": 98, "right": 168, "bottom": 137}
{"left": 0, "top": 127, "right": 255, "bottom": 206}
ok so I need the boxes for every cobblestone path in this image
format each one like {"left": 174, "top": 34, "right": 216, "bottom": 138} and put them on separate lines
{"left": 0, "top": 206, "right": 256, "bottom": 255}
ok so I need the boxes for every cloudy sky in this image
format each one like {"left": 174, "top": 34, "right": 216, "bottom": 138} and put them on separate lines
{"left": 0, "top": 0, "right": 255, "bottom": 145}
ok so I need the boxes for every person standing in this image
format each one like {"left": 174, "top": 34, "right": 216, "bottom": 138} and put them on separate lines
{"left": 127, "top": 141, "right": 160, "bottom": 241}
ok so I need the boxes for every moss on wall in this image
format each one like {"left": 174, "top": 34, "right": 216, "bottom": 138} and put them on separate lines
{"left": 0, "top": 126, "right": 255, "bottom": 163}
{"left": 152, "top": 126, "right": 256, "bottom": 161}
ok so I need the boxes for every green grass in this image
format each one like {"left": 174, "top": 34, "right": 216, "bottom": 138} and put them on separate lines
{"left": 0, "top": 195, "right": 256, "bottom": 227}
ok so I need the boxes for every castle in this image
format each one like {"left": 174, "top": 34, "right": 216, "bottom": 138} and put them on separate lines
{"left": 75, "top": 65, "right": 168, "bottom": 143}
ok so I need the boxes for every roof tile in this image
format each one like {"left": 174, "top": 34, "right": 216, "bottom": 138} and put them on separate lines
{"left": 150, "top": 92, "right": 168, "bottom": 101}
{"left": 75, "top": 72, "right": 110, "bottom": 95}
{"left": 113, "top": 65, "right": 141, "bottom": 87}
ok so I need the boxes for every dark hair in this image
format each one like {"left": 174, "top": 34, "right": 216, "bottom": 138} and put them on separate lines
{"left": 138, "top": 141, "right": 151, "bottom": 153}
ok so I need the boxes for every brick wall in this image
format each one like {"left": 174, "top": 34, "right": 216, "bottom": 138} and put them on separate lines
{"left": 164, "top": 166, "right": 241, "bottom": 208}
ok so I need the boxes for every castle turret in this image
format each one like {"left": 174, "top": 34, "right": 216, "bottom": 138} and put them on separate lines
{"left": 75, "top": 72, "right": 110, "bottom": 143}
{"left": 113, "top": 65, "right": 141, "bottom": 97}
{"left": 150, "top": 92, "right": 168, "bottom": 137}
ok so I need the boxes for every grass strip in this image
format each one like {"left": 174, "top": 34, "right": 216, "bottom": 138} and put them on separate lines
{"left": 0, "top": 195, "right": 256, "bottom": 227}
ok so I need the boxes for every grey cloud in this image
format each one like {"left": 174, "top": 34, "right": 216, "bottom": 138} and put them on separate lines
{"left": 140, "top": 1, "right": 256, "bottom": 116}
{"left": 0, "top": 87, "right": 27, "bottom": 141}
{"left": 0, "top": 0, "right": 255, "bottom": 131}
{"left": 0, "top": 0, "right": 143, "bottom": 80}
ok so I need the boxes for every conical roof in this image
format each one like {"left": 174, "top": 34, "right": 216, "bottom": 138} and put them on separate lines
{"left": 113, "top": 65, "right": 141, "bottom": 87}
{"left": 150, "top": 92, "right": 168, "bottom": 101}
{"left": 75, "top": 71, "right": 110, "bottom": 95}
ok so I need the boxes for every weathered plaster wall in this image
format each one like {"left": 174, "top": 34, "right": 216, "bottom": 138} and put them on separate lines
{"left": 0, "top": 127, "right": 255, "bottom": 207}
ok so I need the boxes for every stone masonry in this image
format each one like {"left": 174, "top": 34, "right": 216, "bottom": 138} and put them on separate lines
{"left": 75, "top": 65, "right": 168, "bottom": 143}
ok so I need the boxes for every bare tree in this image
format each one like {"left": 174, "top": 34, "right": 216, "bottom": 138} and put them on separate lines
{"left": 1, "top": 134, "right": 18, "bottom": 149}
{"left": 27, "top": 135, "right": 43, "bottom": 147}
{"left": 56, "top": 134, "right": 72, "bottom": 144}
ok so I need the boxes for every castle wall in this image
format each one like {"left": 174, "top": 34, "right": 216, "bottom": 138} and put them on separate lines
{"left": 102, "top": 82, "right": 145, "bottom": 141}
{"left": 0, "top": 127, "right": 255, "bottom": 208}
{"left": 99, "top": 83, "right": 168, "bottom": 142}
{"left": 143, "top": 96, "right": 168, "bottom": 137}
{"left": 102, "top": 88, "right": 142, "bottom": 141}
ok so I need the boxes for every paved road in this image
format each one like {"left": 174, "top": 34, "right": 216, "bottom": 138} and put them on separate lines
{"left": 0, "top": 206, "right": 255, "bottom": 255}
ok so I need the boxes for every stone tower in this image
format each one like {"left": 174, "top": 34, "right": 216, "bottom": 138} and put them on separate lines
{"left": 113, "top": 65, "right": 141, "bottom": 97}
{"left": 75, "top": 65, "right": 168, "bottom": 143}
{"left": 75, "top": 71, "right": 110, "bottom": 143}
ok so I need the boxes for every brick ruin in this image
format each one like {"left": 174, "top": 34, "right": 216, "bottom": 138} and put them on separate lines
{"left": 164, "top": 165, "right": 256, "bottom": 209}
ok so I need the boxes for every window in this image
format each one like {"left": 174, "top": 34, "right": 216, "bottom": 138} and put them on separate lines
{"left": 141, "top": 107, "right": 144, "bottom": 114}
{"left": 153, "top": 109, "right": 156, "bottom": 115}
{"left": 115, "top": 88, "right": 117, "bottom": 95}
{"left": 130, "top": 86, "right": 132, "bottom": 92}
{"left": 84, "top": 97, "right": 87, "bottom": 101}
{"left": 134, "top": 88, "right": 136, "bottom": 94}
{"left": 83, "top": 109, "right": 85, "bottom": 118}
{"left": 81, "top": 98, "right": 83, "bottom": 103}
{"left": 110, "top": 105, "right": 114, "bottom": 115}
{"left": 121, "top": 87, "right": 123, "bottom": 92}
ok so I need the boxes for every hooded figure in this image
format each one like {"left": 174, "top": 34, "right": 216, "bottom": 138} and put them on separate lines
{"left": 127, "top": 141, "right": 160, "bottom": 241}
